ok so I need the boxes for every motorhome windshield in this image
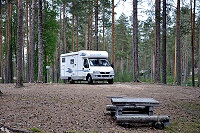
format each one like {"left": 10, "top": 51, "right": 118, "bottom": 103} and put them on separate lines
{"left": 89, "top": 59, "right": 110, "bottom": 66}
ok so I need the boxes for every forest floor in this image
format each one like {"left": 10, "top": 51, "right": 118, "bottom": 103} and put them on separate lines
{"left": 0, "top": 82, "right": 200, "bottom": 133}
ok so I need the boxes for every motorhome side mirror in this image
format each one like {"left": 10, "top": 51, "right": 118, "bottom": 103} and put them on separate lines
{"left": 111, "top": 64, "right": 114, "bottom": 69}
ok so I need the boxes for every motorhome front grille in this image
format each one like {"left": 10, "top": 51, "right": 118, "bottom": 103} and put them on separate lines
{"left": 100, "top": 72, "right": 110, "bottom": 74}
{"left": 97, "top": 75, "right": 110, "bottom": 77}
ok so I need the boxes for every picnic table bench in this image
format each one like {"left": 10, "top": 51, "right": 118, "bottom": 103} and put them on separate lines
{"left": 106, "top": 97, "right": 170, "bottom": 129}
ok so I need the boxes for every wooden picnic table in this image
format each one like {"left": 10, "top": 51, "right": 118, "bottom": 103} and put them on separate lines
{"left": 106, "top": 97, "right": 170, "bottom": 129}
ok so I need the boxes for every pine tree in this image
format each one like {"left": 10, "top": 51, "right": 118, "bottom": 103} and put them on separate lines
{"left": 16, "top": 0, "right": 23, "bottom": 87}
{"left": 133, "top": 0, "right": 139, "bottom": 82}
{"left": 162, "top": 0, "right": 166, "bottom": 84}
{"left": 176, "top": 0, "right": 181, "bottom": 85}
{"left": 37, "top": 0, "right": 43, "bottom": 82}
{"left": 30, "top": 0, "right": 35, "bottom": 82}
{"left": 155, "top": 0, "right": 161, "bottom": 83}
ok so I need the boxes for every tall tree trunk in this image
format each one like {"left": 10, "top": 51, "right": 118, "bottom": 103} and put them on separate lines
{"left": 84, "top": 26, "right": 87, "bottom": 50}
{"left": 56, "top": 6, "right": 62, "bottom": 83}
{"left": 151, "top": 48, "right": 155, "bottom": 82}
{"left": 120, "top": 47, "right": 124, "bottom": 75}
{"left": 154, "top": 0, "right": 161, "bottom": 83}
{"left": 6, "top": 0, "right": 12, "bottom": 83}
{"left": 30, "top": 0, "right": 35, "bottom": 82}
{"left": 111, "top": 0, "right": 115, "bottom": 66}
{"left": 72, "top": 14, "right": 74, "bottom": 51}
{"left": 174, "top": 38, "right": 177, "bottom": 83}
{"left": 38, "top": 0, "right": 43, "bottom": 82}
{"left": 76, "top": 16, "right": 78, "bottom": 51}
{"left": 63, "top": 3, "right": 67, "bottom": 53}
{"left": 198, "top": 22, "right": 200, "bottom": 87}
{"left": 102, "top": 5, "right": 105, "bottom": 51}
{"left": 191, "top": 0, "right": 196, "bottom": 87}
{"left": 26, "top": 2, "right": 30, "bottom": 82}
{"left": 126, "top": 54, "right": 129, "bottom": 72}
{"left": 162, "top": 0, "right": 166, "bottom": 84}
{"left": 183, "top": 38, "right": 189, "bottom": 85}
{"left": 88, "top": 4, "right": 93, "bottom": 50}
{"left": 0, "top": 0, "right": 2, "bottom": 83}
{"left": 176, "top": 0, "right": 181, "bottom": 85}
{"left": 16, "top": 0, "right": 23, "bottom": 87}
{"left": 94, "top": 0, "right": 98, "bottom": 50}
{"left": 133, "top": 0, "right": 139, "bottom": 82}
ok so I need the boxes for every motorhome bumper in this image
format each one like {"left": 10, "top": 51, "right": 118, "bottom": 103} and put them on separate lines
{"left": 92, "top": 74, "right": 114, "bottom": 80}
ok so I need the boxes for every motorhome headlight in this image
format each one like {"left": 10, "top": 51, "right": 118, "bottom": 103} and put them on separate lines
{"left": 110, "top": 70, "right": 114, "bottom": 75}
{"left": 93, "top": 70, "right": 100, "bottom": 74}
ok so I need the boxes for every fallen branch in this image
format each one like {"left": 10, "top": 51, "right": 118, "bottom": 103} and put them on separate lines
{"left": 0, "top": 124, "right": 32, "bottom": 133}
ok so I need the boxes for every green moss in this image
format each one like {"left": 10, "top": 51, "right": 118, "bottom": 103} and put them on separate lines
{"left": 30, "top": 127, "right": 43, "bottom": 133}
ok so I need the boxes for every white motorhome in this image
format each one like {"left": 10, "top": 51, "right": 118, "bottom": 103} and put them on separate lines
{"left": 60, "top": 50, "right": 114, "bottom": 84}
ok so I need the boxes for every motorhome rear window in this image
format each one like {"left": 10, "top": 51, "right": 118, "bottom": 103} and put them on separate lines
{"left": 62, "top": 58, "right": 65, "bottom": 62}
{"left": 70, "top": 59, "right": 74, "bottom": 64}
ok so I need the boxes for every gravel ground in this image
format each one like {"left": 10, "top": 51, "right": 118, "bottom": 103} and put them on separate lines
{"left": 0, "top": 82, "right": 200, "bottom": 133}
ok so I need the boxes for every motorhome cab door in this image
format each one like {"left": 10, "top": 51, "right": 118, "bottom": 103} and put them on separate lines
{"left": 82, "top": 58, "right": 90, "bottom": 78}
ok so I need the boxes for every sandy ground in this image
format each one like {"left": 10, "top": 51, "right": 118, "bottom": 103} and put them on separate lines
{"left": 0, "top": 82, "right": 200, "bottom": 133}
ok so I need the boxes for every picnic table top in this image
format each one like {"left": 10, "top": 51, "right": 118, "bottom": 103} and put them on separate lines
{"left": 111, "top": 97, "right": 159, "bottom": 106}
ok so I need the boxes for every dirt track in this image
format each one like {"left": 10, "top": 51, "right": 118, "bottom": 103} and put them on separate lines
{"left": 0, "top": 83, "right": 200, "bottom": 133}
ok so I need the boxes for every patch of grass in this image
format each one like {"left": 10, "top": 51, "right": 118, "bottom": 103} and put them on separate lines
{"left": 165, "top": 102, "right": 200, "bottom": 133}
{"left": 67, "top": 130, "right": 76, "bottom": 133}
{"left": 30, "top": 127, "right": 43, "bottom": 133}
{"left": 166, "top": 121, "right": 200, "bottom": 133}
{"left": 67, "top": 131, "right": 99, "bottom": 133}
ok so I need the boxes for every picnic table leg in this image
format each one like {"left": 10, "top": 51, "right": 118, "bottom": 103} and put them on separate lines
{"left": 115, "top": 105, "right": 131, "bottom": 128}
{"left": 148, "top": 106, "right": 154, "bottom": 116}
{"left": 115, "top": 105, "right": 123, "bottom": 116}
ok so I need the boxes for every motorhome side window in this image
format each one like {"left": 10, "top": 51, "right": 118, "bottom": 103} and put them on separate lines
{"left": 83, "top": 59, "right": 89, "bottom": 68}
{"left": 62, "top": 58, "right": 65, "bottom": 62}
{"left": 70, "top": 59, "right": 74, "bottom": 64}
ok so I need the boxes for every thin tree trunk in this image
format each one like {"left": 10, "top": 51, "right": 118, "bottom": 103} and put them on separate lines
{"left": 198, "top": 22, "right": 200, "bottom": 87}
{"left": 51, "top": 63, "right": 54, "bottom": 82}
{"left": 30, "top": 0, "right": 35, "bottom": 82}
{"left": 127, "top": 54, "right": 129, "bottom": 72}
{"left": 120, "top": 46, "right": 124, "bottom": 75}
{"left": 111, "top": 0, "right": 115, "bottom": 66}
{"left": 102, "top": 6, "right": 105, "bottom": 51}
{"left": 72, "top": 14, "right": 74, "bottom": 51}
{"left": 143, "top": 54, "right": 146, "bottom": 81}
{"left": 155, "top": 0, "right": 161, "bottom": 83}
{"left": 94, "top": 0, "right": 98, "bottom": 50}
{"left": 87, "top": 16, "right": 90, "bottom": 50}
{"left": 183, "top": 38, "right": 189, "bottom": 85}
{"left": 38, "top": 0, "right": 43, "bottom": 82}
{"left": 162, "top": 0, "right": 166, "bottom": 84}
{"left": 76, "top": 15, "right": 78, "bottom": 51}
{"left": 84, "top": 26, "right": 87, "bottom": 50}
{"left": 151, "top": 48, "right": 154, "bottom": 82}
{"left": 174, "top": 38, "right": 177, "bottom": 83}
{"left": 0, "top": 0, "right": 2, "bottom": 83}
{"left": 16, "top": 0, "right": 23, "bottom": 87}
{"left": 6, "top": 0, "right": 12, "bottom": 83}
{"left": 63, "top": 3, "right": 67, "bottom": 53}
{"left": 176, "top": 0, "right": 181, "bottom": 85}
{"left": 26, "top": 2, "right": 30, "bottom": 82}
{"left": 88, "top": 5, "right": 93, "bottom": 50}
{"left": 191, "top": 0, "right": 196, "bottom": 87}
{"left": 133, "top": 0, "right": 139, "bottom": 82}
